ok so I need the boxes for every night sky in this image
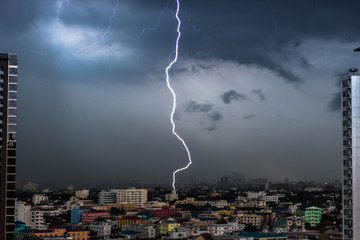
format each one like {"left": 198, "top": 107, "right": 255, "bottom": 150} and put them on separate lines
{"left": 1, "top": 0, "right": 360, "bottom": 188}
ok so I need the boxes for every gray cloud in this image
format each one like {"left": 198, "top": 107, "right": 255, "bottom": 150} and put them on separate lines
{"left": 185, "top": 101, "right": 213, "bottom": 113}
{"left": 328, "top": 93, "right": 341, "bottom": 112}
{"left": 243, "top": 114, "right": 255, "bottom": 119}
{"left": 221, "top": 90, "right": 247, "bottom": 104}
{"left": 251, "top": 89, "right": 265, "bottom": 101}
{"left": 202, "top": 111, "right": 223, "bottom": 131}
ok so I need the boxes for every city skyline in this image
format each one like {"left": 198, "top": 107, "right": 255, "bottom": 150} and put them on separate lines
{"left": 2, "top": 0, "right": 360, "bottom": 187}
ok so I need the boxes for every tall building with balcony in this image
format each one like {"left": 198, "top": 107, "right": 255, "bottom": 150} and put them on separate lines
{"left": 116, "top": 188, "right": 147, "bottom": 207}
{"left": 0, "top": 53, "right": 18, "bottom": 240}
{"left": 342, "top": 71, "right": 360, "bottom": 240}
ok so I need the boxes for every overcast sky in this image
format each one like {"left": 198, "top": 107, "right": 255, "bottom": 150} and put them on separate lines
{"left": 2, "top": 0, "right": 360, "bottom": 189}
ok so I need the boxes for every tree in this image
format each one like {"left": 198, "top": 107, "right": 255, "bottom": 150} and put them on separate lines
{"left": 217, "top": 218, "right": 227, "bottom": 224}
{"left": 244, "top": 224, "right": 257, "bottom": 232}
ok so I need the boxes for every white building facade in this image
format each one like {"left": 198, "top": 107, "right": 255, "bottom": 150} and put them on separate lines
{"left": 342, "top": 73, "right": 360, "bottom": 240}
{"left": 15, "top": 201, "right": 31, "bottom": 226}
{"left": 116, "top": 189, "right": 147, "bottom": 207}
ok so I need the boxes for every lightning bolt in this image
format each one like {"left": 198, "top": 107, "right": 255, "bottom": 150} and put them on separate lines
{"left": 165, "top": 0, "right": 192, "bottom": 190}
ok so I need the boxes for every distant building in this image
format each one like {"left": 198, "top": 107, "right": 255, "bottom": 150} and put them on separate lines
{"left": 296, "top": 205, "right": 321, "bottom": 227}
{"left": 70, "top": 206, "right": 92, "bottom": 224}
{"left": 165, "top": 190, "right": 178, "bottom": 202}
{"left": 30, "top": 228, "right": 90, "bottom": 240}
{"left": 22, "top": 181, "right": 37, "bottom": 192}
{"left": 0, "top": 53, "right": 18, "bottom": 240}
{"left": 32, "top": 194, "right": 48, "bottom": 205}
{"left": 74, "top": 189, "right": 89, "bottom": 199}
{"left": 121, "top": 224, "right": 156, "bottom": 239}
{"left": 116, "top": 189, "right": 147, "bottom": 207}
{"left": 89, "top": 222, "right": 112, "bottom": 237}
{"left": 81, "top": 211, "right": 110, "bottom": 223}
{"left": 342, "top": 71, "right": 360, "bottom": 239}
{"left": 237, "top": 213, "right": 263, "bottom": 228}
{"left": 29, "top": 209, "right": 46, "bottom": 230}
{"left": 158, "top": 220, "right": 181, "bottom": 235}
{"left": 116, "top": 216, "right": 148, "bottom": 228}
{"left": 98, "top": 189, "right": 117, "bottom": 205}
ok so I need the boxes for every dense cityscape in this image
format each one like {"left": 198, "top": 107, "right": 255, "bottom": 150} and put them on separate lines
{"left": 2, "top": 0, "right": 360, "bottom": 240}
{"left": 14, "top": 179, "right": 341, "bottom": 240}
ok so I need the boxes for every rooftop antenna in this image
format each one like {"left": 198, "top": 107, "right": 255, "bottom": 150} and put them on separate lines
{"left": 349, "top": 68, "right": 358, "bottom": 75}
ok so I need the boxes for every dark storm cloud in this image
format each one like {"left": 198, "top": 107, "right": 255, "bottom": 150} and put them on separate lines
{"left": 202, "top": 111, "right": 223, "bottom": 131}
{"left": 2, "top": 0, "right": 359, "bottom": 187}
{"left": 251, "top": 89, "right": 265, "bottom": 101}
{"left": 328, "top": 93, "right": 341, "bottom": 112}
{"left": 185, "top": 101, "right": 213, "bottom": 113}
{"left": 221, "top": 90, "right": 247, "bottom": 104}
{"left": 180, "top": 0, "right": 360, "bottom": 83}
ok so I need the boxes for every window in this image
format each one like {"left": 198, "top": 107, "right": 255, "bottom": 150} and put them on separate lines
{"left": 9, "top": 76, "right": 17, "bottom": 83}
{"left": 8, "top": 125, "right": 16, "bottom": 132}
{"left": 9, "top": 92, "right": 17, "bottom": 100}
{"left": 7, "top": 158, "right": 16, "bottom": 165}
{"left": 8, "top": 133, "right": 16, "bottom": 140}
{"left": 9, "top": 68, "right": 17, "bottom": 75}
{"left": 7, "top": 166, "right": 16, "bottom": 173}
{"left": 9, "top": 55, "right": 17, "bottom": 65}
{"left": 6, "top": 216, "right": 14, "bottom": 223}
{"left": 8, "top": 101, "right": 17, "bottom": 108}
{"left": 6, "top": 207, "right": 14, "bottom": 214}
{"left": 7, "top": 175, "right": 15, "bottom": 181}
{"left": 8, "top": 117, "right": 16, "bottom": 124}
{"left": 9, "top": 84, "right": 17, "bottom": 91}
{"left": 8, "top": 150, "right": 16, "bottom": 157}
{"left": 8, "top": 109, "right": 16, "bottom": 116}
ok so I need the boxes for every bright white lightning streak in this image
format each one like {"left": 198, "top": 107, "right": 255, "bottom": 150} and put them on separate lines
{"left": 165, "top": 0, "right": 192, "bottom": 190}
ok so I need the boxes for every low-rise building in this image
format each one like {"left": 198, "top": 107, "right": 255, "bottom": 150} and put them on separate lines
{"left": 32, "top": 194, "right": 49, "bottom": 205}
{"left": 158, "top": 220, "right": 181, "bottom": 235}
{"left": 31, "top": 228, "right": 90, "bottom": 240}
{"left": 208, "top": 222, "right": 243, "bottom": 235}
{"left": 75, "top": 189, "right": 90, "bottom": 199}
{"left": 89, "top": 222, "right": 112, "bottom": 237}
{"left": 121, "top": 224, "right": 156, "bottom": 239}
{"left": 82, "top": 211, "right": 110, "bottom": 223}
{"left": 116, "top": 216, "right": 148, "bottom": 228}
{"left": 30, "top": 209, "right": 46, "bottom": 230}
{"left": 237, "top": 213, "right": 263, "bottom": 227}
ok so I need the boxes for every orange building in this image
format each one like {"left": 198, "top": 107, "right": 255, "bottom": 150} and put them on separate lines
{"left": 31, "top": 227, "right": 89, "bottom": 240}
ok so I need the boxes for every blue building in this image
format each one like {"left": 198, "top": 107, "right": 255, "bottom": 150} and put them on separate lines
{"left": 71, "top": 206, "right": 92, "bottom": 224}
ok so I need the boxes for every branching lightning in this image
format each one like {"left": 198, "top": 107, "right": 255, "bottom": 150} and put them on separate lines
{"left": 164, "top": 0, "right": 192, "bottom": 190}
{"left": 78, "top": 0, "right": 119, "bottom": 51}
{"left": 141, "top": 0, "right": 171, "bottom": 34}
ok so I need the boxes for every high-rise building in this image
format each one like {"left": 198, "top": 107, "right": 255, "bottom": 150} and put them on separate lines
{"left": 0, "top": 53, "right": 17, "bottom": 240}
{"left": 98, "top": 190, "right": 117, "bottom": 205}
{"left": 342, "top": 71, "right": 360, "bottom": 240}
{"left": 116, "top": 188, "right": 147, "bottom": 207}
